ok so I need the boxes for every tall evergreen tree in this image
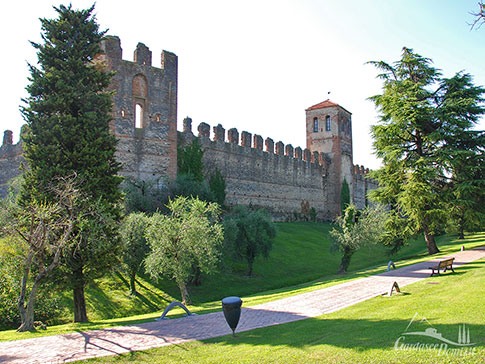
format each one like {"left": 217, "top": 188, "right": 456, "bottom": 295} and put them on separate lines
{"left": 442, "top": 129, "right": 485, "bottom": 238}
{"left": 340, "top": 178, "right": 350, "bottom": 213}
{"left": 20, "top": 4, "right": 123, "bottom": 322}
{"left": 368, "top": 48, "right": 484, "bottom": 254}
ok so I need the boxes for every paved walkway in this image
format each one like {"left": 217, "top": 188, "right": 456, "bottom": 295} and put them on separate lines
{"left": 1, "top": 247, "right": 484, "bottom": 364}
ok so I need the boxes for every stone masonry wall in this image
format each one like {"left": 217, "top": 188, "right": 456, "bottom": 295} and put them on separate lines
{"left": 0, "top": 130, "right": 24, "bottom": 197}
{"left": 180, "top": 119, "right": 336, "bottom": 221}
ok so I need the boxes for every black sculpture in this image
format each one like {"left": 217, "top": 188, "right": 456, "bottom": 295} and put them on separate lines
{"left": 222, "top": 296, "right": 242, "bottom": 337}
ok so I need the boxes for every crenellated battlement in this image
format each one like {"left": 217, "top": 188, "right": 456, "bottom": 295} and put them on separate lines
{"left": 181, "top": 117, "right": 330, "bottom": 170}
{"left": 99, "top": 36, "right": 177, "bottom": 73}
{"left": 0, "top": 129, "right": 24, "bottom": 197}
{"left": 0, "top": 130, "right": 23, "bottom": 158}
{"left": 178, "top": 117, "right": 338, "bottom": 220}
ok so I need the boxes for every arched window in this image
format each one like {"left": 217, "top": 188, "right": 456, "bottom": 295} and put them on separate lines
{"left": 132, "top": 74, "right": 148, "bottom": 99}
{"left": 326, "top": 115, "right": 331, "bottom": 131}
{"left": 135, "top": 104, "right": 143, "bottom": 128}
{"left": 313, "top": 117, "right": 318, "bottom": 132}
{"left": 132, "top": 74, "right": 148, "bottom": 129}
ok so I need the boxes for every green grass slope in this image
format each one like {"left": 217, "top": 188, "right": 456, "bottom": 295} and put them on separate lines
{"left": 79, "top": 257, "right": 485, "bottom": 364}
{"left": 1, "top": 223, "right": 483, "bottom": 342}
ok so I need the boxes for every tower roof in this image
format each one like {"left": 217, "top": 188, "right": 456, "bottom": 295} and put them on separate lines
{"left": 306, "top": 99, "right": 351, "bottom": 114}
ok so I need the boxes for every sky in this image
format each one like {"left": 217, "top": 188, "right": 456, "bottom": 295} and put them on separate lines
{"left": 1, "top": 0, "right": 484, "bottom": 170}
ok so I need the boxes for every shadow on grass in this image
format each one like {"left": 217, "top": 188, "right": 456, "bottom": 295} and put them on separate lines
{"left": 207, "top": 316, "right": 485, "bottom": 352}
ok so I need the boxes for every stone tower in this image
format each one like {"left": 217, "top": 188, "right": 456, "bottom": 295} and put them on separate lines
{"left": 98, "top": 36, "right": 178, "bottom": 181}
{"left": 305, "top": 100, "right": 353, "bottom": 212}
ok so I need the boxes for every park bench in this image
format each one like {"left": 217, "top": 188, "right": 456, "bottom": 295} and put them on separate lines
{"left": 428, "top": 258, "right": 455, "bottom": 277}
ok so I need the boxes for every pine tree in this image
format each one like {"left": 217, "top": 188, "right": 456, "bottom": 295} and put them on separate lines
{"left": 369, "top": 48, "right": 484, "bottom": 254}
{"left": 20, "top": 4, "right": 123, "bottom": 322}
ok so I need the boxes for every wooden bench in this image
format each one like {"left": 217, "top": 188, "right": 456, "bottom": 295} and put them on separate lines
{"left": 428, "top": 258, "right": 455, "bottom": 277}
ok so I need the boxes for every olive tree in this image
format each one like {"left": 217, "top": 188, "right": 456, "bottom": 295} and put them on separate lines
{"left": 223, "top": 206, "right": 276, "bottom": 276}
{"left": 144, "top": 197, "right": 223, "bottom": 305}
{"left": 330, "top": 204, "right": 388, "bottom": 274}
{"left": 119, "top": 212, "right": 150, "bottom": 295}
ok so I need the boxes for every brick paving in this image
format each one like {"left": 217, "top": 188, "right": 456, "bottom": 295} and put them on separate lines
{"left": 1, "top": 246, "right": 484, "bottom": 364}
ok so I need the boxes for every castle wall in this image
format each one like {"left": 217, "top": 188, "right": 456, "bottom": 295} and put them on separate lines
{"left": 0, "top": 37, "right": 381, "bottom": 219}
{"left": 0, "top": 131, "right": 24, "bottom": 197}
{"left": 352, "top": 165, "right": 379, "bottom": 210}
{"left": 180, "top": 120, "right": 336, "bottom": 221}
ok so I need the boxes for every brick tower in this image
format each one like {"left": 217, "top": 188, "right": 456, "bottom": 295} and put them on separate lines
{"left": 98, "top": 36, "right": 178, "bottom": 181}
{"left": 305, "top": 100, "right": 353, "bottom": 213}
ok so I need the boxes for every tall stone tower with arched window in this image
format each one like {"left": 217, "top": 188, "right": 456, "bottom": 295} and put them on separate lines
{"left": 98, "top": 36, "right": 178, "bottom": 181}
{"left": 306, "top": 100, "right": 354, "bottom": 212}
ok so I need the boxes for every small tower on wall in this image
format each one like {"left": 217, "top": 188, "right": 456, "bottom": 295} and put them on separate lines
{"left": 98, "top": 36, "right": 178, "bottom": 181}
{"left": 306, "top": 100, "right": 353, "bottom": 215}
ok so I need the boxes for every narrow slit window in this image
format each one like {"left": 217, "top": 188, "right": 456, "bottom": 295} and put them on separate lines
{"left": 135, "top": 104, "right": 143, "bottom": 128}
{"left": 326, "top": 115, "right": 331, "bottom": 131}
{"left": 313, "top": 117, "right": 318, "bottom": 132}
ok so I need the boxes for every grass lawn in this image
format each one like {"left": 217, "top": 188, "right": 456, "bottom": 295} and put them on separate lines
{"left": 77, "top": 257, "right": 485, "bottom": 364}
{"left": 0, "top": 227, "right": 483, "bottom": 342}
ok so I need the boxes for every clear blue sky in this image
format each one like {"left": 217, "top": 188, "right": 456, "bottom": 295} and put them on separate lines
{"left": 2, "top": 0, "right": 484, "bottom": 169}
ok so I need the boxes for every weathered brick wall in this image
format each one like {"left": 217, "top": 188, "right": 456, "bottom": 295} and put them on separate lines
{"left": 180, "top": 120, "right": 336, "bottom": 221}
{"left": 100, "top": 36, "right": 178, "bottom": 182}
{"left": 0, "top": 130, "right": 24, "bottom": 197}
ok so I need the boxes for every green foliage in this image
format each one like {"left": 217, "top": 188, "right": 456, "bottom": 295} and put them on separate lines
{"left": 223, "top": 205, "right": 276, "bottom": 276}
{"left": 208, "top": 168, "right": 226, "bottom": 206}
{"left": 177, "top": 139, "right": 205, "bottom": 182}
{"left": 330, "top": 204, "right": 388, "bottom": 273}
{"left": 168, "top": 174, "right": 215, "bottom": 203}
{"left": 441, "top": 130, "right": 485, "bottom": 238}
{"left": 145, "top": 197, "right": 223, "bottom": 304}
{"left": 378, "top": 209, "right": 414, "bottom": 255}
{"left": 119, "top": 213, "right": 151, "bottom": 295}
{"left": 122, "top": 177, "right": 167, "bottom": 214}
{"left": 309, "top": 207, "right": 317, "bottom": 222}
{"left": 368, "top": 47, "right": 484, "bottom": 254}
{"left": 19, "top": 4, "right": 123, "bottom": 323}
{"left": 340, "top": 178, "right": 350, "bottom": 213}
{"left": 0, "top": 236, "right": 63, "bottom": 330}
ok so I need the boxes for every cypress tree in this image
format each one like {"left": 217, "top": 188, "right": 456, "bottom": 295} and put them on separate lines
{"left": 340, "top": 178, "right": 350, "bottom": 213}
{"left": 20, "top": 4, "right": 123, "bottom": 322}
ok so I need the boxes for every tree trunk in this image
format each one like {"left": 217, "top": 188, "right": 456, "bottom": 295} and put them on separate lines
{"left": 17, "top": 282, "right": 39, "bottom": 332}
{"left": 423, "top": 224, "right": 440, "bottom": 255}
{"left": 177, "top": 279, "right": 192, "bottom": 306}
{"left": 247, "top": 260, "right": 253, "bottom": 277}
{"left": 73, "top": 267, "right": 88, "bottom": 323}
{"left": 189, "top": 266, "right": 202, "bottom": 286}
{"left": 337, "top": 247, "right": 354, "bottom": 274}
{"left": 129, "top": 272, "right": 137, "bottom": 296}
{"left": 247, "top": 251, "right": 255, "bottom": 277}
{"left": 458, "top": 214, "right": 465, "bottom": 240}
